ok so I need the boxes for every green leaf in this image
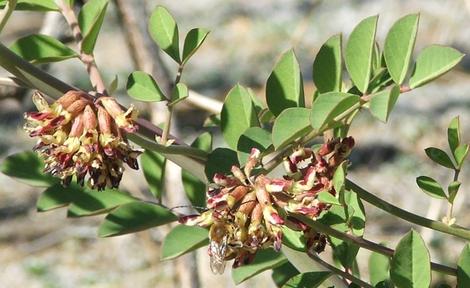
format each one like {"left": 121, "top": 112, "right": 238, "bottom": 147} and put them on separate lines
{"left": 345, "top": 15, "right": 378, "bottom": 93}
{"left": 369, "top": 251, "right": 390, "bottom": 286}
{"left": 416, "top": 176, "right": 447, "bottom": 199}
{"left": 98, "top": 202, "right": 177, "bottom": 237}
{"left": 266, "top": 49, "right": 305, "bottom": 116}
{"left": 37, "top": 183, "right": 75, "bottom": 211}
{"left": 37, "top": 183, "right": 137, "bottom": 216}
{"left": 455, "top": 144, "right": 469, "bottom": 168}
{"left": 10, "top": 34, "right": 78, "bottom": 64}
{"left": 313, "top": 34, "right": 342, "bottom": 93}
{"left": 384, "top": 14, "right": 420, "bottom": 85}
{"left": 344, "top": 190, "right": 366, "bottom": 236}
{"left": 205, "top": 148, "right": 239, "bottom": 180}
{"left": 282, "top": 226, "right": 305, "bottom": 252}
{"left": 317, "top": 191, "right": 341, "bottom": 205}
{"left": 182, "top": 28, "right": 209, "bottom": 64}
{"left": 448, "top": 181, "right": 461, "bottom": 204}
{"left": 161, "top": 225, "right": 209, "bottom": 260}
{"left": 148, "top": 5, "right": 180, "bottom": 63}
{"left": 331, "top": 240, "right": 359, "bottom": 269}
{"left": 107, "top": 75, "right": 118, "bottom": 94}
{"left": 67, "top": 188, "right": 137, "bottom": 217}
{"left": 272, "top": 107, "right": 311, "bottom": 150}
{"left": 282, "top": 271, "right": 331, "bottom": 288}
{"left": 126, "top": 71, "right": 166, "bottom": 102}
{"left": 232, "top": 249, "right": 287, "bottom": 284}
{"left": 448, "top": 116, "right": 460, "bottom": 155}
{"left": 237, "top": 127, "right": 272, "bottom": 165}
{"left": 425, "top": 147, "right": 455, "bottom": 169}
{"left": 272, "top": 262, "right": 300, "bottom": 287}
{"left": 0, "top": 151, "right": 56, "bottom": 187}
{"left": 221, "top": 84, "right": 260, "bottom": 149}
{"left": 182, "top": 132, "right": 212, "bottom": 207}
{"left": 169, "top": 82, "right": 188, "bottom": 106}
{"left": 310, "top": 92, "right": 360, "bottom": 130}
{"left": 458, "top": 243, "right": 470, "bottom": 288}
{"left": 0, "top": 0, "right": 58, "bottom": 11}
{"left": 78, "top": 0, "right": 109, "bottom": 54}
{"left": 141, "top": 150, "right": 166, "bottom": 200}
{"left": 390, "top": 230, "right": 431, "bottom": 288}
{"left": 333, "top": 161, "right": 347, "bottom": 194}
{"left": 409, "top": 45, "right": 464, "bottom": 89}
{"left": 369, "top": 85, "right": 400, "bottom": 122}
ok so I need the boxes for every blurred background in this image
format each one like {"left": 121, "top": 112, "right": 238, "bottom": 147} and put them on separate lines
{"left": 0, "top": 0, "right": 470, "bottom": 287}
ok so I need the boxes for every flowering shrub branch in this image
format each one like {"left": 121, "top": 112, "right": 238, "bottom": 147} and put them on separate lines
{"left": 0, "top": 1, "right": 469, "bottom": 287}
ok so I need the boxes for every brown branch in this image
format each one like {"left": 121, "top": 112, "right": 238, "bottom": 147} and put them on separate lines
{"left": 57, "top": 0, "right": 107, "bottom": 94}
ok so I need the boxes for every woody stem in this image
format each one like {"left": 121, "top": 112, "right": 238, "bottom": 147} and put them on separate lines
{"left": 57, "top": 0, "right": 107, "bottom": 95}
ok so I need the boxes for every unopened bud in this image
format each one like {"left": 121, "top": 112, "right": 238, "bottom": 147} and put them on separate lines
{"left": 56, "top": 90, "right": 86, "bottom": 108}
{"left": 66, "top": 99, "right": 90, "bottom": 117}
{"left": 100, "top": 97, "right": 124, "bottom": 118}
{"left": 97, "top": 105, "right": 113, "bottom": 134}
{"left": 83, "top": 105, "right": 97, "bottom": 130}
{"left": 69, "top": 113, "right": 84, "bottom": 137}
{"left": 231, "top": 165, "right": 247, "bottom": 184}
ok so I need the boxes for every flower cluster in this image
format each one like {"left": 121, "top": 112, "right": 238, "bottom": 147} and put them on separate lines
{"left": 24, "top": 90, "right": 141, "bottom": 190}
{"left": 181, "top": 137, "right": 355, "bottom": 273}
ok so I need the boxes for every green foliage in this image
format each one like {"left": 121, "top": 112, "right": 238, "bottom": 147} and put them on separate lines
{"left": 272, "top": 107, "right": 311, "bottom": 150}
{"left": 78, "top": 0, "right": 109, "bottom": 54}
{"left": 271, "top": 262, "right": 300, "bottom": 287}
{"left": 425, "top": 147, "right": 455, "bottom": 169}
{"left": 221, "top": 84, "right": 260, "bottom": 149}
{"left": 182, "top": 133, "right": 212, "bottom": 207}
{"left": 169, "top": 82, "right": 188, "bottom": 106}
{"left": 232, "top": 249, "right": 287, "bottom": 284}
{"left": 141, "top": 150, "right": 166, "bottom": 200}
{"left": 369, "top": 85, "right": 400, "bottom": 122}
{"left": 369, "top": 251, "right": 391, "bottom": 286}
{"left": 317, "top": 191, "right": 341, "bottom": 205}
{"left": 182, "top": 28, "right": 210, "bottom": 64}
{"left": 390, "top": 230, "right": 431, "bottom": 288}
{"left": 458, "top": 244, "right": 470, "bottom": 288}
{"left": 126, "top": 71, "right": 166, "bottom": 102}
{"left": 237, "top": 127, "right": 272, "bottom": 165}
{"left": 37, "top": 183, "right": 137, "bottom": 217}
{"left": 448, "top": 181, "right": 461, "bottom": 204}
{"left": 0, "top": 0, "right": 57, "bottom": 11}
{"left": 205, "top": 148, "right": 239, "bottom": 180}
{"left": 0, "top": 8, "right": 468, "bottom": 287}
{"left": 345, "top": 15, "right": 378, "bottom": 93}
{"left": 313, "top": 34, "right": 342, "bottom": 93}
{"left": 416, "top": 176, "right": 447, "bottom": 199}
{"left": 384, "top": 14, "right": 419, "bottom": 85}
{"left": 10, "top": 34, "right": 78, "bottom": 64}
{"left": 281, "top": 227, "right": 305, "bottom": 252}
{"left": 281, "top": 271, "right": 331, "bottom": 288}
{"left": 98, "top": 202, "right": 177, "bottom": 237}
{"left": 161, "top": 225, "right": 209, "bottom": 260}
{"left": 310, "top": 92, "right": 359, "bottom": 130}
{"left": 409, "top": 45, "right": 464, "bottom": 88}
{"left": 148, "top": 6, "right": 180, "bottom": 63}
{"left": 266, "top": 50, "right": 305, "bottom": 116}
{"left": 0, "top": 151, "right": 56, "bottom": 187}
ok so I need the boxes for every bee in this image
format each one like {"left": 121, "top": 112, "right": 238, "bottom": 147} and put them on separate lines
{"left": 209, "top": 221, "right": 229, "bottom": 274}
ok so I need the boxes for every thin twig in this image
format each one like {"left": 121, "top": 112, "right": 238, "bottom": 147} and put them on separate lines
{"left": 347, "top": 179, "right": 470, "bottom": 242}
{"left": 0, "top": 0, "right": 17, "bottom": 33}
{"left": 57, "top": 0, "right": 107, "bottom": 94}
{"left": 290, "top": 214, "right": 458, "bottom": 276}
{"left": 307, "top": 252, "right": 374, "bottom": 288}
